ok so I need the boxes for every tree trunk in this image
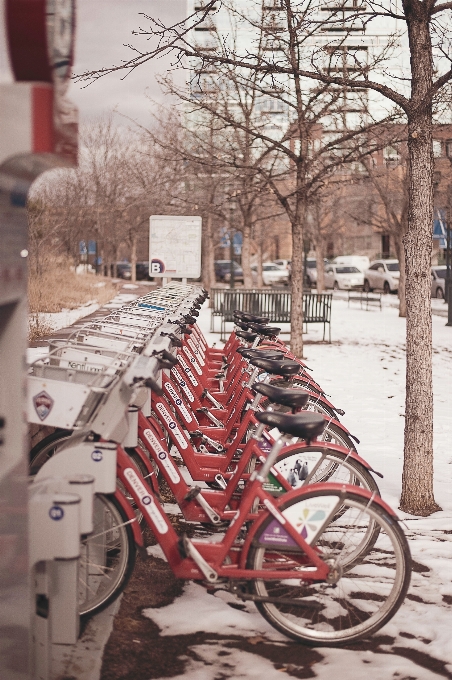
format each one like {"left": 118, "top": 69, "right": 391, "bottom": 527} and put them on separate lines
{"left": 202, "top": 212, "right": 216, "bottom": 299}
{"left": 241, "top": 222, "right": 253, "bottom": 288}
{"left": 130, "top": 233, "right": 137, "bottom": 284}
{"left": 290, "top": 200, "right": 306, "bottom": 358}
{"left": 256, "top": 238, "right": 263, "bottom": 288}
{"left": 400, "top": 90, "right": 440, "bottom": 514}
{"left": 393, "top": 233, "right": 406, "bottom": 317}
{"left": 315, "top": 237, "right": 326, "bottom": 293}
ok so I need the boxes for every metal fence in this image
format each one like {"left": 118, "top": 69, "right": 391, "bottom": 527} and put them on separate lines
{"left": 210, "top": 288, "right": 332, "bottom": 342}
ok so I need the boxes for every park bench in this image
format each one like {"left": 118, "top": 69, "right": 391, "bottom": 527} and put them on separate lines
{"left": 210, "top": 288, "right": 332, "bottom": 342}
{"left": 347, "top": 290, "right": 382, "bottom": 311}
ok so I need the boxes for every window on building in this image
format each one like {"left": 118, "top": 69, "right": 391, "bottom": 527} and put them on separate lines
{"left": 257, "top": 95, "right": 286, "bottom": 114}
{"left": 446, "top": 141, "right": 452, "bottom": 158}
{"left": 433, "top": 140, "right": 442, "bottom": 157}
{"left": 383, "top": 145, "right": 400, "bottom": 165}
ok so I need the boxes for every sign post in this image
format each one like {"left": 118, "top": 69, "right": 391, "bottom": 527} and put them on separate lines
{"left": 149, "top": 215, "right": 202, "bottom": 283}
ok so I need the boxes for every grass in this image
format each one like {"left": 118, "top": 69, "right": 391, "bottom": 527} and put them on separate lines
{"left": 28, "top": 256, "right": 119, "bottom": 341}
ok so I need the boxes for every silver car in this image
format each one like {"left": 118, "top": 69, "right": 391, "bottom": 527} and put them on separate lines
{"left": 431, "top": 266, "right": 447, "bottom": 299}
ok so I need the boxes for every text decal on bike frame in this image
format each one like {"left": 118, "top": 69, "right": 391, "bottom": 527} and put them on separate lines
{"left": 177, "top": 355, "right": 198, "bottom": 387}
{"left": 143, "top": 428, "right": 181, "bottom": 483}
{"left": 187, "top": 338, "right": 205, "bottom": 366}
{"left": 182, "top": 346, "right": 203, "bottom": 376}
{"left": 171, "top": 367, "right": 195, "bottom": 403}
{"left": 155, "top": 402, "right": 188, "bottom": 449}
{"left": 123, "top": 468, "right": 168, "bottom": 534}
{"left": 164, "top": 382, "right": 193, "bottom": 423}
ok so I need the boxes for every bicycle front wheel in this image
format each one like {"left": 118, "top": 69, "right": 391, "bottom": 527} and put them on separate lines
{"left": 79, "top": 493, "right": 136, "bottom": 618}
{"left": 247, "top": 489, "right": 411, "bottom": 646}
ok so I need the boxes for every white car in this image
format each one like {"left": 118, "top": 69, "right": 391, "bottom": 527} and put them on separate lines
{"left": 324, "top": 265, "right": 364, "bottom": 290}
{"left": 252, "top": 262, "right": 289, "bottom": 286}
{"left": 364, "top": 260, "right": 400, "bottom": 294}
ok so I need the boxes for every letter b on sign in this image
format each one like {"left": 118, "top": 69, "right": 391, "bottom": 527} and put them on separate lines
{"left": 151, "top": 259, "right": 165, "bottom": 274}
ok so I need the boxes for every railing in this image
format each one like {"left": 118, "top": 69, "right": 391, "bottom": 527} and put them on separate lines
{"left": 348, "top": 291, "right": 382, "bottom": 311}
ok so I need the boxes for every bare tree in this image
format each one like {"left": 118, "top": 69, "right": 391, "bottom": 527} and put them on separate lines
{"left": 76, "top": 0, "right": 452, "bottom": 515}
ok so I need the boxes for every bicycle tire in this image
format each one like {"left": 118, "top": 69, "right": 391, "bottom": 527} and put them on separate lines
{"left": 247, "top": 488, "right": 411, "bottom": 646}
{"left": 29, "top": 429, "right": 73, "bottom": 475}
{"left": 321, "top": 422, "right": 357, "bottom": 452}
{"left": 79, "top": 493, "right": 136, "bottom": 618}
{"left": 29, "top": 431, "right": 148, "bottom": 526}
{"left": 273, "top": 446, "right": 379, "bottom": 494}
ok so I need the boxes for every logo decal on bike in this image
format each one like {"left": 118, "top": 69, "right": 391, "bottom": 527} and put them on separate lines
{"left": 171, "top": 367, "right": 195, "bottom": 402}
{"left": 177, "top": 356, "right": 198, "bottom": 387}
{"left": 123, "top": 467, "right": 168, "bottom": 534}
{"left": 91, "top": 449, "right": 103, "bottom": 462}
{"left": 33, "top": 391, "right": 54, "bottom": 421}
{"left": 155, "top": 403, "right": 188, "bottom": 449}
{"left": 283, "top": 496, "right": 339, "bottom": 544}
{"left": 143, "top": 429, "right": 181, "bottom": 483}
{"left": 49, "top": 506, "right": 64, "bottom": 521}
{"left": 164, "top": 382, "right": 193, "bottom": 423}
{"left": 260, "top": 520, "right": 297, "bottom": 547}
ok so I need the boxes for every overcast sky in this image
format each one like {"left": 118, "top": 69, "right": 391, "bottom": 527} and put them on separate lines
{"left": 70, "top": 0, "right": 186, "bottom": 126}
{"left": 0, "top": 0, "right": 186, "bottom": 127}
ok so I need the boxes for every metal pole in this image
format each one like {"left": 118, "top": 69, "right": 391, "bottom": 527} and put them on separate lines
{"left": 229, "top": 202, "right": 235, "bottom": 290}
{"left": 447, "top": 210, "right": 452, "bottom": 325}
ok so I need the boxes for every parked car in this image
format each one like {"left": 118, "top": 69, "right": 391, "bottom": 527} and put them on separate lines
{"left": 324, "top": 264, "right": 364, "bottom": 290}
{"left": 214, "top": 260, "right": 244, "bottom": 282}
{"left": 115, "top": 262, "right": 132, "bottom": 279}
{"left": 274, "top": 259, "right": 291, "bottom": 272}
{"left": 431, "top": 265, "right": 447, "bottom": 298}
{"left": 261, "top": 262, "right": 290, "bottom": 286}
{"left": 305, "top": 258, "right": 329, "bottom": 287}
{"left": 333, "top": 255, "right": 370, "bottom": 272}
{"left": 136, "top": 262, "right": 152, "bottom": 281}
{"left": 364, "top": 259, "right": 399, "bottom": 294}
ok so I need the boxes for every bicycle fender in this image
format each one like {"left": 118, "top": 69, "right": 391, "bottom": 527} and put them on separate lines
{"left": 113, "top": 489, "right": 144, "bottom": 548}
{"left": 277, "top": 441, "right": 379, "bottom": 475}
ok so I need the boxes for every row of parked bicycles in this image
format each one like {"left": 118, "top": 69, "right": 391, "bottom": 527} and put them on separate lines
{"left": 28, "top": 282, "right": 411, "bottom": 647}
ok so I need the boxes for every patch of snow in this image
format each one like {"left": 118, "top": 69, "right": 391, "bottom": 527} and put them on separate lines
{"left": 143, "top": 582, "right": 284, "bottom": 640}
{"left": 33, "top": 301, "right": 100, "bottom": 334}
{"left": 122, "top": 284, "right": 139, "bottom": 289}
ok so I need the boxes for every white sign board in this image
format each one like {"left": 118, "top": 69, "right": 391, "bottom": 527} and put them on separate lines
{"left": 149, "top": 215, "right": 202, "bottom": 279}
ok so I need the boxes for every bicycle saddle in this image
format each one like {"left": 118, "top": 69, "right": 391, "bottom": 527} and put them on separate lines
{"left": 235, "top": 320, "right": 251, "bottom": 331}
{"left": 236, "top": 330, "right": 258, "bottom": 342}
{"left": 248, "top": 323, "right": 281, "bottom": 337}
{"left": 248, "top": 357, "right": 300, "bottom": 376}
{"left": 253, "top": 383, "right": 310, "bottom": 409}
{"left": 256, "top": 411, "right": 326, "bottom": 441}
{"left": 234, "top": 311, "right": 269, "bottom": 324}
{"left": 238, "top": 348, "right": 284, "bottom": 360}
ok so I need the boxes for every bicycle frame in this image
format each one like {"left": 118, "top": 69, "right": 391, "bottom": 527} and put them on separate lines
{"left": 116, "top": 443, "right": 396, "bottom": 582}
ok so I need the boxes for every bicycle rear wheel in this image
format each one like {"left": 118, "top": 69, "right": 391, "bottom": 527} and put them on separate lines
{"left": 247, "top": 489, "right": 411, "bottom": 645}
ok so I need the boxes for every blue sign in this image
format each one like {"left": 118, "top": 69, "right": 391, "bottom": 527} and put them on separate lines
{"left": 79, "top": 240, "right": 87, "bottom": 255}
{"left": 433, "top": 209, "right": 447, "bottom": 248}
{"left": 88, "top": 240, "right": 97, "bottom": 254}
{"left": 233, "top": 232, "right": 243, "bottom": 255}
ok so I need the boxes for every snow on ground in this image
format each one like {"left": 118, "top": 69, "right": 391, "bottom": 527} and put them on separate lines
{"left": 34, "top": 300, "right": 101, "bottom": 333}
{"left": 142, "top": 298, "right": 452, "bottom": 679}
